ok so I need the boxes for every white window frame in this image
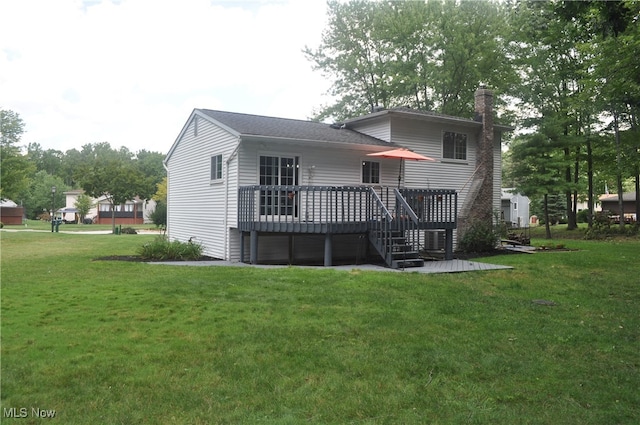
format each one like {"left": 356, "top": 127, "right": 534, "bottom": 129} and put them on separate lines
{"left": 442, "top": 131, "right": 468, "bottom": 161}
{"left": 362, "top": 160, "right": 380, "bottom": 184}
{"left": 210, "top": 154, "right": 223, "bottom": 182}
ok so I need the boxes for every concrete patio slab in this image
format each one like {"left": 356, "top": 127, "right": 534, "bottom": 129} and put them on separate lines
{"left": 148, "top": 259, "right": 512, "bottom": 274}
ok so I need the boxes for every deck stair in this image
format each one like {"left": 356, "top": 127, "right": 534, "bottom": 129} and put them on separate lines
{"left": 386, "top": 231, "right": 424, "bottom": 269}
{"left": 369, "top": 229, "right": 425, "bottom": 269}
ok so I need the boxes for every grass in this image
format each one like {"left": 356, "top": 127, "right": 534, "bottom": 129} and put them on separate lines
{"left": 6, "top": 219, "right": 160, "bottom": 233}
{"left": 1, "top": 230, "right": 639, "bottom": 424}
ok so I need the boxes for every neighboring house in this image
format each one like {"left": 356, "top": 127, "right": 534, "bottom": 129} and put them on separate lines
{"left": 501, "top": 188, "right": 530, "bottom": 227}
{"left": 61, "top": 190, "right": 156, "bottom": 225}
{"left": 0, "top": 199, "right": 24, "bottom": 225}
{"left": 164, "top": 87, "right": 512, "bottom": 268}
{"left": 599, "top": 192, "right": 637, "bottom": 222}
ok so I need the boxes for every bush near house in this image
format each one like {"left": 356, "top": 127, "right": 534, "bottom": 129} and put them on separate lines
{"left": 138, "top": 236, "right": 203, "bottom": 261}
{"left": 458, "top": 219, "right": 500, "bottom": 253}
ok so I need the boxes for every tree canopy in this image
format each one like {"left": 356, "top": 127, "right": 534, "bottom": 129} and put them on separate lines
{"left": 305, "top": 0, "right": 517, "bottom": 121}
{"left": 1, "top": 110, "right": 166, "bottom": 222}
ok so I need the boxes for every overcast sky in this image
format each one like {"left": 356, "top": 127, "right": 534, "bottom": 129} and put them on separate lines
{"left": 1, "top": 0, "right": 332, "bottom": 154}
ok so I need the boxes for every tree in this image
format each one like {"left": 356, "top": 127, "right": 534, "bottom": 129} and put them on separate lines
{"left": 509, "top": 0, "right": 596, "bottom": 231}
{"left": 74, "top": 193, "right": 93, "bottom": 224}
{"left": 148, "top": 176, "right": 167, "bottom": 229}
{"left": 553, "top": 0, "right": 640, "bottom": 228}
{"left": 0, "top": 110, "right": 34, "bottom": 200}
{"left": 78, "top": 152, "right": 155, "bottom": 233}
{"left": 510, "top": 131, "right": 567, "bottom": 239}
{"left": 20, "top": 171, "right": 68, "bottom": 220}
{"left": 152, "top": 177, "right": 168, "bottom": 203}
{"left": 135, "top": 150, "right": 167, "bottom": 188}
{"left": 27, "top": 143, "right": 64, "bottom": 176}
{"left": 305, "top": 0, "right": 516, "bottom": 121}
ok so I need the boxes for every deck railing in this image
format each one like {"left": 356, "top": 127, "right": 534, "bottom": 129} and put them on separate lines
{"left": 238, "top": 185, "right": 372, "bottom": 233}
{"left": 238, "top": 185, "right": 457, "bottom": 233}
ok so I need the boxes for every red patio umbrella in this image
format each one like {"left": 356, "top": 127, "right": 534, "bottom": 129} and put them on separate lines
{"left": 367, "top": 148, "right": 435, "bottom": 188}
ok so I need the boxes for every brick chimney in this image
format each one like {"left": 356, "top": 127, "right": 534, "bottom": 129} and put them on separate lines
{"left": 457, "top": 86, "right": 496, "bottom": 245}
{"left": 473, "top": 85, "right": 495, "bottom": 224}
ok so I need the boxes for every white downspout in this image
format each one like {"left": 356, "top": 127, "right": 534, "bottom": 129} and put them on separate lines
{"left": 223, "top": 137, "right": 241, "bottom": 260}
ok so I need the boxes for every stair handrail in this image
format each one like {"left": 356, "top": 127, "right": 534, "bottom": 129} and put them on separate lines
{"left": 393, "top": 188, "right": 422, "bottom": 268}
{"left": 393, "top": 188, "right": 419, "bottom": 224}
{"left": 367, "top": 187, "right": 394, "bottom": 264}
{"left": 370, "top": 188, "right": 393, "bottom": 222}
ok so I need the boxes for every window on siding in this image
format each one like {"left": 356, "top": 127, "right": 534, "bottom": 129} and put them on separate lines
{"left": 362, "top": 160, "right": 380, "bottom": 184}
{"left": 211, "top": 154, "right": 223, "bottom": 181}
{"left": 443, "top": 131, "right": 467, "bottom": 160}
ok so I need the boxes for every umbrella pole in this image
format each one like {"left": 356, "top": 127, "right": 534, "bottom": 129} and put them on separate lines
{"left": 397, "top": 159, "right": 403, "bottom": 189}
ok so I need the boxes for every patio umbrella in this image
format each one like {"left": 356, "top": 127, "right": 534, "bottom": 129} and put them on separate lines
{"left": 367, "top": 148, "right": 435, "bottom": 188}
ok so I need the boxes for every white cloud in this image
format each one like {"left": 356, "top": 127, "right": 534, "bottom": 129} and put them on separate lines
{"left": 0, "top": 0, "right": 331, "bottom": 154}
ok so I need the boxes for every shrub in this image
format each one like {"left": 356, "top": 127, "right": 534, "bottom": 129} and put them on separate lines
{"left": 577, "top": 209, "right": 590, "bottom": 223}
{"left": 120, "top": 227, "right": 137, "bottom": 234}
{"left": 148, "top": 201, "right": 167, "bottom": 229}
{"left": 584, "top": 212, "right": 640, "bottom": 239}
{"left": 458, "top": 219, "right": 500, "bottom": 253}
{"left": 138, "top": 236, "right": 203, "bottom": 261}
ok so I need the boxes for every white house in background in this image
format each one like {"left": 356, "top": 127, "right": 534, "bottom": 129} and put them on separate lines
{"left": 61, "top": 190, "right": 156, "bottom": 225}
{"left": 164, "top": 87, "right": 513, "bottom": 268}
{"left": 501, "top": 188, "right": 530, "bottom": 227}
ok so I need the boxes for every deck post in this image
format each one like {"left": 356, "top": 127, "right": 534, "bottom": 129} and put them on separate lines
{"left": 240, "top": 231, "right": 245, "bottom": 263}
{"left": 288, "top": 235, "right": 294, "bottom": 264}
{"left": 250, "top": 230, "right": 258, "bottom": 265}
{"left": 324, "top": 233, "right": 332, "bottom": 267}
{"left": 444, "top": 228, "right": 453, "bottom": 260}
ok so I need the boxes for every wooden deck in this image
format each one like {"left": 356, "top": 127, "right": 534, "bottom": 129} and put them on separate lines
{"left": 238, "top": 185, "right": 458, "bottom": 267}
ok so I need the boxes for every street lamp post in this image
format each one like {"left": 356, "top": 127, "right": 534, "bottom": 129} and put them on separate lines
{"left": 51, "top": 186, "right": 56, "bottom": 232}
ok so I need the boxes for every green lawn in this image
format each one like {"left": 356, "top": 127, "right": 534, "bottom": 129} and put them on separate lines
{"left": 8, "top": 219, "right": 160, "bottom": 233}
{"left": 1, "top": 230, "right": 639, "bottom": 424}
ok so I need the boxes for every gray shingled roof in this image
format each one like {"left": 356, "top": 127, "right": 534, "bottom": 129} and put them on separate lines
{"left": 346, "top": 106, "right": 514, "bottom": 131}
{"left": 197, "top": 109, "right": 394, "bottom": 147}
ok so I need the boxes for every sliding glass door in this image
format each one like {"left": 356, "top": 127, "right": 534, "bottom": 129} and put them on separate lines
{"left": 259, "top": 155, "right": 299, "bottom": 216}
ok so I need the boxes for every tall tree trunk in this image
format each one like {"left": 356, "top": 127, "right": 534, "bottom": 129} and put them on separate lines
{"left": 565, "top": 146, "right": 577, "bottom": 230}
{"left": 636, "top": 169, "right": 639, "bottom": 225}
{"left": 573, "top": 145, "right": 580, "bottom": 226}
{"left": 544, "top": 193, "right": 552, "bottom": 239}
{"left": 614, "top": 110, "right": 625, "bottom": 230}
{"left": 587, "top": 138, "right": 594, "bottom": 228}
{"left": 110, "top": 202, "right": 117, "bottom": 234}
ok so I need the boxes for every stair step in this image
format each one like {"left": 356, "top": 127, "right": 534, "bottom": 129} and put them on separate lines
{"left": 390, "top": 244, "right": 413, "bottom": 252}
{"left": 392, "top": 258, "right": 425, "bottom": 269}
{"left": 390, "top": 251, "right": 420, "bottom": 259}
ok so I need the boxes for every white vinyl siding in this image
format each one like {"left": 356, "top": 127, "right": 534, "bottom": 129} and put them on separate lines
{"left": 238, "top": 140, "right": 397, "bottom": 189}
{"left": 165, "top": 113, "right": 238, "bottom": 260}
{"left": 349, "top": 120, "right": 392, "bottom": 142}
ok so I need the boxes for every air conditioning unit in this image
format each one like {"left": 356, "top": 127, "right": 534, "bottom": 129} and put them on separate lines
{"left": 424, "top": 230, "right": 445, "bottom": 251}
